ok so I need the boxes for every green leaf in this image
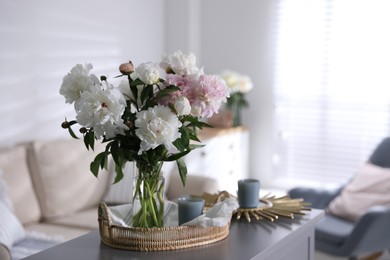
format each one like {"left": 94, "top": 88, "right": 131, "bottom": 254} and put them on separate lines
{"left": 113, "top": 163, "right": 124, "bottom": 184}
{"left": 146, "top": 145, "right": 166, "bottom": 165}
{"left": 189, "top": 132, "right": 201, "bottom": 142}
{"left": 89, "top": 131, "right": 95, "bottom": 150}
{"left": 100, "top": 152, "right": 108, "bottom": 169}
{"left": 176, "top": 158, "right": 187, "bottom": 186}
{"left": 130, "top": 80, "right": 141, "bottom": 104}
{"left": 110, "top": 140, "right": 120, "bottom": 165}
{"left": 154, "top": 85, "right": 180, "bottom": 100}
{"left": 187, "top": 120, "right": 212, "bottom": 129}
{"left": 140, "top": 85, "right": 153, "bottom": 105}
{"left": 67, "top": 126, "right": 79, "bottom": 139}
{"left": 189, "top": 144, "right": 205, "bottom": 150}
{"left": 173, "top": 127, "right": 189, "bottom": 151}
{"left": 66, "top": 120, "right": 78, "bottom": 126}
{"left": 130, "top": 78, "right": 144, "bottom": 86}
{"left": 90, "top": 161, "right": 100, "bottom": 178}
{"left": 164, "top": 150, "right": 191, "bottom": 161}
{"left": 90, "top": 151, "right": 107, "bottom": 178}
{"left": 83, "top": 131, "right": 95, "bottom": 150}
{"left": 83, "top": 134, "right": 89, "bottom": 150}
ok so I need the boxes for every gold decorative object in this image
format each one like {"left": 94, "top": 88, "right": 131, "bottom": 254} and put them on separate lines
{"left": 98, "top": 202, "right": 230, "bottom": 251}
{"left": 197, "top": 191, "right": 311, "bottom": 223}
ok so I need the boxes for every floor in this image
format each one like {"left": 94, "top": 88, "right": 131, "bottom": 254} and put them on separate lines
{"left": 315, "top": 251, "right": 390, "bottom": 260}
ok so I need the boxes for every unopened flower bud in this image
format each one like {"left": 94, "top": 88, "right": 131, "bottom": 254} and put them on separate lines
{"left": 119, "top": 61, "right": 134, "bottom": 75}
{"left": 61, "top": 121, "right": 69, "bottom": 129}
{"left": 165, "top": 67, "right": 174, "bottom": 74}
{"left": 79, "top": 127, "right": 87, "bottom": 134}
{"left": 174, "top": 97, "right": 191, "bottom": 116}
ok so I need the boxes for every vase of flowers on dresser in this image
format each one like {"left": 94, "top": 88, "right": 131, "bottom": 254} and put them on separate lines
{"left": 59, "top": 50, "right": 230, "bottom": 227}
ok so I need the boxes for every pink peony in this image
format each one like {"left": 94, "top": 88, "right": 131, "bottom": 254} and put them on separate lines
{"left": 192, "top": 74, "right": 230, "bottom": 117}
{"left": 161, "top": 74, "right": 229, "bottom": 118}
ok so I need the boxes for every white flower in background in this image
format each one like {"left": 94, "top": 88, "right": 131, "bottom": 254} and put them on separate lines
{"left": 131, "top": 62, "right": 160, "bottom": 85}
{"left": 174, "top": 97, "right": 191, "bottom": 116}
{"left": 60, "top": 63, "right": 99, "bottom": 104}
{"left": 135, "top": 105, "right": 182, "bottom": 155}
{"left": 76, "top": 85, "right": 128, "bottom": 139}
{"left": 220, "top": 70, "right": 253, "bottom": 93}
{"left": 160, "top": 50, "right": 200, "bottom": 76}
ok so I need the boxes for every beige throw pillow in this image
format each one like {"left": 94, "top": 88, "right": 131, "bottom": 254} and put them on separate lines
{"left": 0, "top": 145, "right": 41, "bottom": 224}
{"left": 27, "top": 139, "right": 109, "bottom": 220}
{"left": 328, "top": 163, "right": 390, "bottom": 221}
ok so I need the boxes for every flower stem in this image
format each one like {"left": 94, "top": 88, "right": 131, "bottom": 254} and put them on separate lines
{"left": 132, "top": 162, "right": 164, "bottom": 228}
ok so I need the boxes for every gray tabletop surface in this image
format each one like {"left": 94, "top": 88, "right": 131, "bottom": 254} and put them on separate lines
{"left": 23, "top": 209, "right": 323, "bottom": 260}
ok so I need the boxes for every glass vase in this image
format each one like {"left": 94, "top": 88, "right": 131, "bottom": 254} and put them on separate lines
{"left": 131, "top": 161, "right": 165, "bottom": 228}
{"left": 226, "top": 92, "right": 245, "bottom": 127}
{"left": 231, "top": 101, "right": 241, "bottom": 127}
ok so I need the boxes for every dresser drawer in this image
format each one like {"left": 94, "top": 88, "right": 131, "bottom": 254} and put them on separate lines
{"left": 184, "top": 127, "right": 249, "bottom": 194}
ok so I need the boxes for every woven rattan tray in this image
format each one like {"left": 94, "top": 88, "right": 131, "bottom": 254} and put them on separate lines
{"left": 98, "top": 202, "right": 230, "bottom": 251}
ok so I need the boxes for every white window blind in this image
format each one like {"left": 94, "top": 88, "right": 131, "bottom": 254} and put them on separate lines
{"left": 273, "top": 0, "right": 390, "bottom": 187}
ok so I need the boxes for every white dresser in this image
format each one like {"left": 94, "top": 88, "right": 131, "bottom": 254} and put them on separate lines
{"left": 183, "top": 127, "right": 250, "bottom": 194}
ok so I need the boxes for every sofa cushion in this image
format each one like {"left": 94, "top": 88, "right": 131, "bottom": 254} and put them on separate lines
{"left": 47, "top": 207, "right": 99, "bottom": 230}
{"left": 23, "top": 223, "right": 90, "bottom": 241}
{"left": 27, "top": 139, "right": 109, "bottom": 220}
{"left": 328, "top": 163, "right": 390, "bottom": 221}
{"left": 369, "top": 137, "right": 390, "bottom": 168}
{"left": 0, "top": 146, "right": 41, "bottom": 224}
{"left": 315, "top": 214, "right": 355, "bottom": 246}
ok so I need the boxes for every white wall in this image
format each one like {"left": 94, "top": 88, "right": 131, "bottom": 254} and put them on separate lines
{"left": 199, "top": 0, "right": 277, "bottom": 186}
{"left": 1, "top": 0, "right": 276, "bottom": 187}
{"left": 0, "top": 0, "right": 166, "bottom": 147}
{"left": 165, "top": 0, "right": 201, "bottom": 58}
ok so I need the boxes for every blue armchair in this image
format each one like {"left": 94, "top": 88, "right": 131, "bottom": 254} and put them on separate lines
{"left": 288, "top": 137, "right": 390, "bottom": 259}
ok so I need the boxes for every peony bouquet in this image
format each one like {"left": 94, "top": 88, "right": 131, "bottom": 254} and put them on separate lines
{"left": 60, "top": 50, "right": 229, "bottom": 227}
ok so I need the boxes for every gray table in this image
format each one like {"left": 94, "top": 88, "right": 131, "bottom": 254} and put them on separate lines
{"left": 23, "top": 209, "right": 323, "bottom": 260}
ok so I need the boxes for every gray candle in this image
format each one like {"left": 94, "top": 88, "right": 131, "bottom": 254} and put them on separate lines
{"left": 237, "top": 179, "right": 260, "bottom": 208}
{"left": 177, "top": 196, "right": 205, "bottom": 225}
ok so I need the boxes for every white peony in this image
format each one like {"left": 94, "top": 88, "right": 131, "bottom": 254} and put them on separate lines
{"left": 174, "top": 97, "right": 191, "bottom": 116}
{"left": 118, "top": 79, "right": 133, "bottom": 101}
{"left": 60, "top": 63, "right": 99, "bottom": 104}
{"left": 160, "top": 50, "right": 200, "bottom": 76}
{"left": 135, "top": 105, "right": 182, "bottom": 155}
{"left": 76, "top": 85, "right": 128, "bottom": 139}
{"left": 131, "top": 62, "right": 160, "bottom": 85}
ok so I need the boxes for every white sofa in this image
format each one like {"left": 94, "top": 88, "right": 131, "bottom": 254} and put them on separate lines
{"left": 0, "top": 138, "right": 218, "bottom": 260}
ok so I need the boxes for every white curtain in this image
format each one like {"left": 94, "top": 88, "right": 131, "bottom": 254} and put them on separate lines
{"left": 273, "top": 0, "right": 390, "bottom": 187}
